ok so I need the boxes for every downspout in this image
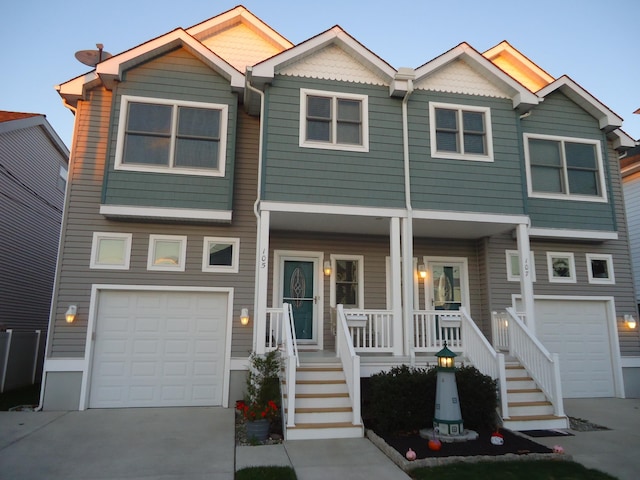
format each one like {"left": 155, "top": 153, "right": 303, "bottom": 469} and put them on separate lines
{"left": 399, "top": 71, "right": 415, "bottom": 358}
{"left": 246, "top": 68, "right": 267, "bottom": 353}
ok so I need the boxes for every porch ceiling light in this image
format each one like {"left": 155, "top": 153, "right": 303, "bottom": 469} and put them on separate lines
{"left": 323, "top": 260, "right": 332, "bottom": 276}
{"left": 240, "top": 308, "right": 250, "bottom": 326}
{"left": 65, "top": 305, "right": 77, "bottom": 324}
{"left": 625, "top": 314, "right": 637, "bottom": 329}
{"left": 418, "top": 264, "right": 427, "bottom": 279}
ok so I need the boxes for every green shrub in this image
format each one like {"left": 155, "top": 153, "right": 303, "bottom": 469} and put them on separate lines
{"left": 362, "top": 363, "right": 497, "bottom": 435}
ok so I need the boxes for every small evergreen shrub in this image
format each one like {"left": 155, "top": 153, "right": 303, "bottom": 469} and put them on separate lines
{"left": 362, "top": 363, "right": 497, "bottom": 435}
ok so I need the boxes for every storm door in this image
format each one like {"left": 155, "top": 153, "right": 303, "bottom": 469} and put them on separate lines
{"left": 283, "top": 260, "right": 316, "bottom": 343}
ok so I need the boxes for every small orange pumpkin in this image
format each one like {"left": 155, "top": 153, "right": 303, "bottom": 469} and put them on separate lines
{"left": 428, "top": 438, "right": 442, "bottom": 451}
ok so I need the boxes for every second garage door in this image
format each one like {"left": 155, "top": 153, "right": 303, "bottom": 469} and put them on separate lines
{"left": 89, "top": 290, "right": 228, "bottom": 408}
{"left": 535, "top": 299, "right": 615, "bottom": 398}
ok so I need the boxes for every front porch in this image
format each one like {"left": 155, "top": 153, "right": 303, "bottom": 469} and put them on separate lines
{"left": 262, "top": 304, "right": 568, "bottom": 440}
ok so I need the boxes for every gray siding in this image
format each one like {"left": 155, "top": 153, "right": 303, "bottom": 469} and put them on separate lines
{"left": 48, "top": 87, "right": 258, "bottom": 358}
{"left": 102, "top": 48, "right": 238, "bottom": 211}
{"left": 409, "top": 92, "right": 525, "bottom": 215}
{"left": 0, "top": 122, "right": 66, "bottom": 332}
{"left": 623, "top": 172, "right": 640, "bottom": 303}
{"left": 522, "top": 91, "right": 615, "bottom": 231}
{"left": 262, "top": 76, "right": 406, "bottom": 208}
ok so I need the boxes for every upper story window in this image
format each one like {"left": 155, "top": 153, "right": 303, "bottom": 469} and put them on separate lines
{"left": 429, "top": 102, "right": 494, "bottom": 162}
{"left": 524, "top": 133, "right": 606, "bottom": 202}
{"left": 115, "top": 95, "right": 228, "bottom": 177}
{"left": 299, "top": 89, "right": 369, "bottom": 152}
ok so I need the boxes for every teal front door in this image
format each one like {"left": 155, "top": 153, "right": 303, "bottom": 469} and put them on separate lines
{"left": 283, "top": 260, "right": 315, "bottom": 341}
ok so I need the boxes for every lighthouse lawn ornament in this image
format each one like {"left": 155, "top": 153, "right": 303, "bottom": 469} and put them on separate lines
{"left": 433, "top": 342, "right": 464, "bottom": 436}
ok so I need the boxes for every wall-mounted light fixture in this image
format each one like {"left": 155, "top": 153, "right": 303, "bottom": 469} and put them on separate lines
{"left": 418, "top": 264, "right": 427, "bottom": 279}
{"left": 324, "top": 260, "right": 332, "bottom": 276}
{"left": 65, "top": 305, "right": 77, "bottom": 324}
{"left": 240, "top": 308, "right": 250, "bottom": 326}
{"left": 624, "top": 314, "right": 637, "bottom": 329}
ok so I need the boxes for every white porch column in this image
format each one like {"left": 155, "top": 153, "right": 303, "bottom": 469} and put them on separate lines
{"left": 390, "top": 217, "right": 403, "bottom": 356}
{"left": 401, "top": 216, "right": 414, "bottom": 357}
{"left": 516, "top": 222, "right": 536, "bottom": 334}
{"left": 254, "top": 210, "right": 270, "bottom": 354}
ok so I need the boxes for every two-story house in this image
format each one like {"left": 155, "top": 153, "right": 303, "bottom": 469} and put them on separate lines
{"left": 42, "top": 6, "right": 639, "bottom": 440}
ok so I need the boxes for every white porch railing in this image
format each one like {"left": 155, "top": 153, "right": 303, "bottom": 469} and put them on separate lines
{"left": 335, "top": 305, "right": 361, "bottom": 426}
{"left": 281, "top": 303, "right": 299, "bottom": 429}
{"left": 344, "top": 309, "right": 394, "bottom": 353}
{"left": 412, "top": 310, "right": 463, "bottom": 352}
{"left": 504, "top": 307, "right": 565, "bottom": 418}
{"left": 265, "top": 308, "right": 284, "bottom": 352}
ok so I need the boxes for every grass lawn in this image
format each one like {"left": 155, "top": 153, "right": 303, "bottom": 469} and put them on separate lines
{"left": 235, "top": 466, "right": 297, "bottom": 480}
{"left": 409, "top": 459, "right": 617, "bottom": 480}
{"left": 0, "top": 383, "right": 40, "bottom": 411}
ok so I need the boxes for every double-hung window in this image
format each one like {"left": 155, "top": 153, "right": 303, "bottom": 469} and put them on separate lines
{"left": 524, "top": 133, "right": 606, "bottom": 201}
{"left": 300, "top": 89, "right": 369, "bottom": 152}
{"left": 115, "top": 95, "right": 228, "bottom": 176}
{"left": 329, "top": 255, "right": 364, "bottom": 308}
{"left": 429, "top": 102, "right": 493, "bottom": 161}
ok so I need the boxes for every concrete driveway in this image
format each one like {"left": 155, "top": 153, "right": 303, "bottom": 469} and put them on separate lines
{"left": 0, "top": 407, "right": 235, "bottom": 480}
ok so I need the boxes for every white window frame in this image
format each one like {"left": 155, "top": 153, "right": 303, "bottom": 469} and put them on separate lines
{"left": 546, "top": 251, "right": 576, "bottom": 283}
{"left": 299, "top": 88, "right": 369, "bottom": 152}
{"left": 147, "top": 234, "right": 187, "bottom": 271}
{"left": 90, "top": 232, "right": 132, "bottom": 270}
{"left": 114, "top": 95, "right": 228, "bottom": 177}
{"left": 429, "top": 102, "right": 494, "bottom": 162}
{"left": 202, "top": 237, "right": 240, "bottom": 273}
{"left": 523, "top": 133, "right": 607, "bottom": 202}
{"left": 329, "top": 254, "right": 365, "bottom": 309}
{"left": 505, "top": 250, "right": 536, "bottom": 282}
{"left": 586, "top": 253, "right": 615, "bottom": 284}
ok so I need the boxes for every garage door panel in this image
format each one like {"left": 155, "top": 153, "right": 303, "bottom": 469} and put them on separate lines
{"left": 89, "top": 290, "right": 228, "bottom": 408}
{"left": 535, "top": 299, "right": 614, "bottom": 398}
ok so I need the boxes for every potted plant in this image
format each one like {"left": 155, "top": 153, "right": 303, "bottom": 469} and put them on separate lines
{"left": 236, "top": 350, "right": 281, "bottom": 442}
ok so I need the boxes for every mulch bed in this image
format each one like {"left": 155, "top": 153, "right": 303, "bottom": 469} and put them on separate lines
{"left": 379, "top": 427, "right": 552, "bottom": 460}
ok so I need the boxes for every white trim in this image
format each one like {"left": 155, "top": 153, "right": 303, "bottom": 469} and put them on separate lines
{"left": 385, "top": 257, "right": 420, "bottom": 310}
{"left": 329, "top": 254, "right": 365, "bottom": 309}
{"left": 90, "top": 232, "right": 132, "bottom": 270}
{"left": 100, "top": 204, "right": 232, "bottom": 222}
{"left": 273, "top": 250, "right": 324, "bottom": 349}
{"left": 43, "top": 358, "right": 85, "bottom": 372}
{"left": 505, "top": 250, "right": 536, "bottom": 282}
{"left": 511, "top": 294, "right": 624, "bottom": 398}
{"left": 147, "top": 234, "right": 187, "bottom": 271}
{"left": 585, "top": 253, "right": 615, "bottom": 285}
{"left": 423, "top": 256, "right": 470, "bottom": 311}
{"left": 114, "top": 95, "right": 228, "bottom": 177}
{"left": 261, "top": 201, "right": 407, "bottom": 218}
{"left": 529, "top": 227, "right": 618, "bottom": 241}
{"left": 202, "top": 237, "right": 240, "bottom": 273}
{"left": 523, "top": 133, "right": 607, "bottom": 203}
{"left": 621, "top": 357, "right": 640, "bottom": 368}
{"left": 299, "top": 88, "right": 369, "bottom": 152}
{"left": 429, "top": 102, "right": 494, "bottom": 162}
{"left": 80, "top": 284, "right": 234, "bottom": 410}
{"left": 412, "top": 209, "right": 529, "bottom": 225}
{"left": 546, "top": 251, "right": 576, "bottom": 283}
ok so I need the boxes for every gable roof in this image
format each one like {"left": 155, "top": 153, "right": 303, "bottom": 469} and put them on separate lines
{"left": 249, "top": 25, "right": 397, "bottom": 88}
{"left": 414, "top": 42, "right": 540, "bottom": 112}
{"left": 483, "top": 41, "right": 554, "bottom": 92}
{"left": 0, "top": 111, "right": 41, "bottom": 123}
{"left": 0, "top": 111, "right": 69, "bottom": 158}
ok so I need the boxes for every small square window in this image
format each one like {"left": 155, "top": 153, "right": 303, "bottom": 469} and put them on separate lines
{"left": 90, "top": 232, "right": 132, "bottom": 270}
{"left": 546, "top": 252, "right": 576, "bottom": 283}
{"left": 586, "top": 254, "right": 615, "bottom": 284}
{"left": 505, "top": 250, "right": 536, "bottom": 282}
{"left": 202, "top": 237, "right": 239, "bottom": 273}
{"left": 147, "top": 235, "right": 187, "bottom": 271}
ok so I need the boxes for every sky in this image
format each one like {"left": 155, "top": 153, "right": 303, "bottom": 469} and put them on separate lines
{"left": 2, "top": 0, "right": 639, "bottom": 149}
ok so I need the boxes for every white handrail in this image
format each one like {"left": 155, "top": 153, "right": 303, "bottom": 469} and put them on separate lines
{"left": 281, "top": 303, "right": 298, "bottom": 429}
{"left": 412, "top": 310, "right": 463, "bottom": 351}
{"left": 336, "top": 304, "right": 361, "bottom": 426}
{"left": 505, "top": 307, "right": 564, "bottom": 418}
{"left": 459, "top": 307, "right": 509, "bottom": 420}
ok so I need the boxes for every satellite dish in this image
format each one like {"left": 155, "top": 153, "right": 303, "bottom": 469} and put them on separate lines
{"left": 75, "top": 43, "right": 112, "bottom": 67}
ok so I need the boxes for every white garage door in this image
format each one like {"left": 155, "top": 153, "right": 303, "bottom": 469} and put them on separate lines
{"left": 89, "top": 290, "right": 228, "bottom": 408}
{"left": 535, "top": 299, "right": 615, "bottom": 398}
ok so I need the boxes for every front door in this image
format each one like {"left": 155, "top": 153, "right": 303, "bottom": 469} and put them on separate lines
{"left": 425, "top": 258, "right": 469, "bottom": 311}
{"left": 282, "top": 260, "right": 316, "bottom": 343}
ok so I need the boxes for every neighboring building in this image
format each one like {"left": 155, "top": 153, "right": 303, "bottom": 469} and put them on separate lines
{"left": 621, "top": 143, "right": 640, "bottom": 310}
{"left": 43, "top": 6, "right": 639, "bottom": 438}
{"left": 0, "top": 111, "right": 69, "bottom": 391}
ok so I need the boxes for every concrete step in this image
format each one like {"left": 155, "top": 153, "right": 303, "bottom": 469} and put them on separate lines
{"left": 503, "top": 414, "right": 570, "bottom": 431}
{"left": 508, "top": 400, "right": 554, "bottom": 417}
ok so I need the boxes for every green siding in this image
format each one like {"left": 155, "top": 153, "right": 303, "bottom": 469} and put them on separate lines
{"left": 102, "top": 48, "right": 237, "bottom": 211}
{"left": 262, "top": 76, "right": 406, "bottom": 208}
{"left": 522, "top": 91, "right": 615, "bottom": 231}
{"left": 409, "top": 92, "right": 525, "bottom": 214}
